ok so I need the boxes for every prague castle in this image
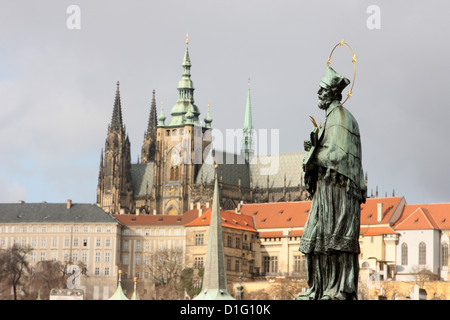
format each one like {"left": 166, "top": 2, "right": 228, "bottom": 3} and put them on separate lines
{"left": 96, "top": 37, "right": 308, "bottom": 216}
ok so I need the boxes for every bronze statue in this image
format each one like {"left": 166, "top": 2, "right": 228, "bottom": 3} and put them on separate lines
{"left": 296, "top": 65, "right": 366, "bottom": 300}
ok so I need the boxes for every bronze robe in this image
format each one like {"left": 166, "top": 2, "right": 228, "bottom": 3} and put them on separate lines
{"left": 298, "top": 101, "right": 366, "bottom": 299}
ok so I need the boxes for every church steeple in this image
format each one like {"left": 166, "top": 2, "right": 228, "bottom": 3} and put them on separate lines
{"left": 169, "top": 34, "right": 200, "bottom": 126}
{"left": 97, "top": 81, "right": 134, "bottom": 215}
{"left": 194, "top": 164, "right": 234, "bottom": 300}
{"left": 241, "top": 79, "right": 254, "bottom": 163}
{"left": 141, "top": 89, "right": 158, "bottom": 162}
{"left": 110, "top": 81, "right": 124, "bottom": 131}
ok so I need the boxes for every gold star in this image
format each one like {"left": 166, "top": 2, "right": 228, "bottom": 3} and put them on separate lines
{"left": 340, "top": 38, "right": 345, "bottom": 47}
{"left": 348, "top": 89, "right": 353, "bottom": 98}
{"left": 352, "top": 54, "right": 357, "bottom": 63}
{"left": 327, "top": 56, "right": 331, "bottom": 66}
{"left": 186, "top": 33, "right": 189, "bottom": 45}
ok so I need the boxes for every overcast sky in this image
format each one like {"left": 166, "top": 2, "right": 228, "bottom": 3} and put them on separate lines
{"left": 0, "top": 0, "right": 449, "bottom": 205}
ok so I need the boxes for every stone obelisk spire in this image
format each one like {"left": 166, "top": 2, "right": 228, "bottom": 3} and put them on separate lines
{"left": 194, "top": 164, "right": 234, "bottom": 300}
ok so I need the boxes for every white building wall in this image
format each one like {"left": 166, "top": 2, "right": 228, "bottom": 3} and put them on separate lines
{"left": 440, "top": 233, "right": 449, "bottom": 280}
{"left": 395, "top": 229, "right": 440, "bottom": 281}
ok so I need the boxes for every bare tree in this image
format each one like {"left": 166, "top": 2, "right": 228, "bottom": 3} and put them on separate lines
{"left": 145, "top": 248, "right": 184, "bottom": 297}
{"left": 0, "top": 244, "right": 33, "bottom": 300}
{"left": 26, "top": 260, "right": 87, "bottom": 299}
{"left": 411, "top": 265, "right": 436, "bottom": 288}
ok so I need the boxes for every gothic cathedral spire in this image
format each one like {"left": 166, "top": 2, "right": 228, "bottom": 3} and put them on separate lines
{"left": 97, "top": 82, "right": 134, "bottom": 214}
{"left": 141, "top": 89, "right": 158, "bottom": 163}
{"left": 110, "top": 81, "right": 124, "bottom": 131}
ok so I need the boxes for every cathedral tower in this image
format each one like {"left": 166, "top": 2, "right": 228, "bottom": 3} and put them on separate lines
{"left": 97, "top": 82, "right": 134, "bottom": 214}
{"left": 152, "top": 35, "right": 212, "bottom": 215}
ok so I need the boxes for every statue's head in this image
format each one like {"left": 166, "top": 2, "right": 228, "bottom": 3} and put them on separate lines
{"left": 318, "top": 67, "right": 350, "bottom": 110}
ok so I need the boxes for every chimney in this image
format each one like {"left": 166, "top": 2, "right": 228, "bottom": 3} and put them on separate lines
{"left": 120, "top": 208, "right": 125, "bottom": 215}
{"left": 67, "top": 199, "right": 72, "bottom": 209}
{"left": 136, "top": 209, "right": 140, "bottom": 215}
{"left": 377, "top": 202, "right": 383, "bottom": 222}
{"left": 206, "top": 202, "right": 210, "bottom": 209}
{"left": 198, "top": 208, "right": 203, "bottom": 218}
{"left": 190, "top": 202, "right": 194, "bottom": 210}
{"left": 153, "top": 209, "right": 157, "bottom": 215}
{"left": 197, "top": 202, "right": 201, "bottom": 210}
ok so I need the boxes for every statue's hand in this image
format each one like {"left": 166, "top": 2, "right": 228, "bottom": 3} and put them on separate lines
{"left": 304, "top": 140, "right": 312, "bottom": 151}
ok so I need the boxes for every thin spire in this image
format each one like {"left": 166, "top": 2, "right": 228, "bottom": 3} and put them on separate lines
{"left": 110, "top": 81, "right": 124, "bottom": 131}
{"left": 243, "top": 78, "right": 253, "bottom": 131}
{"left": 98, "top": 148, "right": 104, "bottom": 180}
{"left": 194, "top": 164, "right": 234, "bottom": 300}
{"left": 141, "top": 89, "right": 158, "bottom": 162}
{"left": 147, "top": 89, "right": 157, "bottom": 134}
{"left": 241, "top": 79, "right": 254, "bottom": 163}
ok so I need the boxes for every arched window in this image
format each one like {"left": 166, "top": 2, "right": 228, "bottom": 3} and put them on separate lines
{"left": 419, "top": 242, "right": 426, "bottom": 265}
{"left": 401, "top": 243, "right": 408, "bottom": 266}
{"left": 169, "top": 166, "right": 179, "bottom": 181}
{"left": 443, "top": 243, "right": 449, "bottom": 267}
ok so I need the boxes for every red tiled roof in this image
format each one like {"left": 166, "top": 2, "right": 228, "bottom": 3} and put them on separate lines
{"left": 360, "top": 226, "right": 397, "bottom": 236}
{"left": 185, "top": 209, "right": 257, "bottom": 232}
{"left": 394, "top": 205, "right": 441, "bottom": 230}
{"left": 239, "top": 201, "right": 311, "bottom": 229}
{"left": 259, "top": 231, "right": 284, "bottom": 238}
{"left": 113, "top": 209, "right": 199, "bottom": 226}
{"left": 239, "top": 197, "right": 404, "bottom": 230}
{"left": 259, "top": 230, "right": 303, "bottom": 238}
{"left": 289, "top": 229, "right": 303, "bottom": 237}
{"left": 394, "top": 203, "right": 450, "bottom": 230}
{"left": 359, "top": 197, "right": 404, "bottom": 225}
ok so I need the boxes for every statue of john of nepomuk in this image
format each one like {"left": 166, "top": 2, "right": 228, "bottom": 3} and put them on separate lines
{"left": 296, "top": 66, "right": 366, "bottom": 300}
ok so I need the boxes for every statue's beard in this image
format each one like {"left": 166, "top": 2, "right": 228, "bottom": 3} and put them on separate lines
{"left": 318, "top": 98, "right": 332, "bottom": 110}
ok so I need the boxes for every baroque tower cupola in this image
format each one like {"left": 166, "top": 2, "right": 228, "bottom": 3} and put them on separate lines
{"left": 169, "top": 34, "right": 201, "bottom": 126}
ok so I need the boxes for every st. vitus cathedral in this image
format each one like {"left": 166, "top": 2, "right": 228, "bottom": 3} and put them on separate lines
{"left": 96, "top": 38, "right": 309, "bottom": 215}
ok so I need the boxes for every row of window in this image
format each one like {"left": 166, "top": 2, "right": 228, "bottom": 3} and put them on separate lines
{"left": 194, "top": 233, "right": 253, "bottom": 250}
{"left": 262, "top": 255, "right": 306, "bottom": 274}
{"left": 401, "top": 242, "right": 449, "bottom": 266}
{"left": 0, "top": 226, "right": 113, "bottom": 233}
{"left": 28, "top": 250, "right": 112, "bottom": 263}
{"left": 122, "top": 228, "right": 182, "bottom": 236}
{"left": 1, "top": 237, "right": 113, "bottom": 248}
{"left": 162, "top": 128, "right": 203, "bottom": 137}
{"left": 122, "top": 239, "right": 181, "bottom": 251}
{"left": 121, "top": 254, "right": 181, "bottom": 266}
